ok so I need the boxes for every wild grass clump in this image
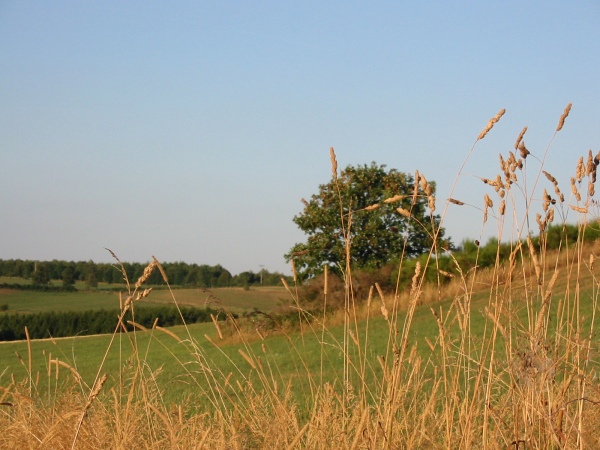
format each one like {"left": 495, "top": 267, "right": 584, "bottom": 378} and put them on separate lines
{"left": 1, "top": 105, "right": 599, "bottom": 449}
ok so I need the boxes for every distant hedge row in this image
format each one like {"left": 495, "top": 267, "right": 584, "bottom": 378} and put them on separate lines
{"left": 0, "top": 283, "right": 77, "bottom": 292}
{"left": 0, "top": 305, "right": 227, "bottom": 341}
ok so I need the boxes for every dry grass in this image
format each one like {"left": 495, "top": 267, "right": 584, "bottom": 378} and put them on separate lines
{"left": 1, "top": 105, "right": 600, "bottom": 449}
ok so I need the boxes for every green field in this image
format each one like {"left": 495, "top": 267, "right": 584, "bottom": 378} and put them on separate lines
{"left": 0, "top": 321, "right": 223, "bottom": 403}
{"left": 0, "top": 304, "right": 401, "bottom": 408}
{"left": 0, "top": 282, "right": 290, "bottom": 314}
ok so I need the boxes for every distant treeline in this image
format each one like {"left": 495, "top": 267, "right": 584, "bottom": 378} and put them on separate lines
{"left": 0, "top": 305, "right": 227, "bottom": 341}
{"left": 0, "top": 259, "right": 291, "bottom": 289}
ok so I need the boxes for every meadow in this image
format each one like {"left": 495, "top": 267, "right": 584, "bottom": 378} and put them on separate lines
{"left": 0, "top": 283, "right": 287, "bottom": 314}
{"left": 1, "top": 106, "right": 599, "bottom": 449}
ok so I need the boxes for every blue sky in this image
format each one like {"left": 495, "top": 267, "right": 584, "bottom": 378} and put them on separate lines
{"left": 1, "top": 1, "right": 599, "bottom": 275}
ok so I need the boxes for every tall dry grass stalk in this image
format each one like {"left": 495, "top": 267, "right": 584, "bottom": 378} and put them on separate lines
{"left": 478, "top": 108, "right": 506, "bottom": 140}
{"left": 1, "top": 104, "right": 599, "bottom": 449}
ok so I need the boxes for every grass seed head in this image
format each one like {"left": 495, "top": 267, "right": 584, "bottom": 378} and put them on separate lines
{"left": 419, "top": 173, "right": 428, "bottom": 192}
{"left": 542, "top": 189, "right": 551, "bottom": 212}
{"left": 484, "top": 194, "right": 493, "bottom": 208}
{"left": 135, "top": 288, "right": 152, "bottom": 301}
{"left": 552, "top": 183, "right": 563, "bottom": 199}
{"left": 570, "top": 205, "right": 588, "bottom": 214}
{"left": 134, "top": 260, "right": 157, "bottom": 289}
{"left": 291, "top": 259, "right": 297, "bottom": 282}
{"left": 410, "top": 262, "right": 422, "bottom": 297}
{"left": 514, "top": 126, "right": 528, "bottom": 149}
{"left": 427, "top": 195, "right": 436, "bottom": 212}
{"left": 556, "top": 102, "right": 572, "bottom": 131}
{"left": 412, "top": 173, "right": 419, "bottom": 205}
{"left": 571, "top": 177, "right": 580, "bottom": 196}
{"left": 396, "top": 207, "right": 411, "bottom": 217}
{"left": 380, "top": 304, "right": 389, "bottom": 321}
{"left": 518, "top": 141, "right": 530, "bottom": 159}
{"left": 587, "top": 150, "right": 595, "bottom": 176}
{"left": 329, "top": 147, "right": 338, "bottom": 180}
{"left": 499, "top": 154, "right": 506, "bottom": 172}
{"left": 527, "top": 236, "right": 542, "bottom": 285}
{"left": 84, "top": 373, "right": 108, "bottom": 412}
{"left": 576, "top": 156, "right": 585, "bottom": 182}
{"left": 478, "top": 108, "right": 506, "bottom": 140}
{"left": 499, "top": 200, "right": 506, "bottom": 215}
{"left": 384, "top": 194, "right": 404, "bottom": 204}
{"left": 542, "top": 170, "right": 557, "bottom": 185}
{"left": 238, "top": 349, "right": 257, "bottom": 370}
{"left": 495, "top": 174, "right": 505, "bottom": 189}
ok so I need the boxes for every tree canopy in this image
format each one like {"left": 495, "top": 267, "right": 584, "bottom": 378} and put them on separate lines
{"left": 286, "top": 162, "right": 449, "bottom": 280}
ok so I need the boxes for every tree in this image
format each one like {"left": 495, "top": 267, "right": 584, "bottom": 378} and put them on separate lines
{"left": 61, "top": 266, "right": 76, "bottom": 288}
{"left": 85, "top": 260, "right": 99, "bottom": 289}
{"left": 32, "top": 262, "right": 51, "bottom": 286}
{"left": 215, "top": 270, "right": 229, "bottom": 287}
{"left": 286, "top": 162, "right": 449, "bottom": 280}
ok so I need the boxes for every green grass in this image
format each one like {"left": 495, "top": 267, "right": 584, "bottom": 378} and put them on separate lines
{"left": 0, "top": 289, "right": 127, "bottom": 313}
{"left": 0, "top": 318, "right": 381, "bottom": 413}
{"left": 144, "top": 286, "right": 290, "bottom": 313}
{"left": 0, "top": 284, "right": 288, "bottom": 314}
{"left": 0, "top": 321, "right": 220, "bottom": 402}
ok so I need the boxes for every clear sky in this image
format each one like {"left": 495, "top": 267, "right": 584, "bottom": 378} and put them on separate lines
{"left": 1, "top": 1, "right": 599, "bottom": 275}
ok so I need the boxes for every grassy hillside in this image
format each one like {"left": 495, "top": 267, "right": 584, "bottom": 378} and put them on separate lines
{"left": 1, "top": 250, "right": 597, "bottom": 402}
